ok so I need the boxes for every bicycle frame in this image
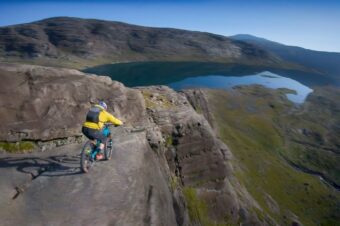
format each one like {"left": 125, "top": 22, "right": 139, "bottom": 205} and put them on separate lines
{"left": 90, "top": 124, "right": 111, "bottom": 157}
{"left": 80, "top": 124, "right": 114, "bottom": 173}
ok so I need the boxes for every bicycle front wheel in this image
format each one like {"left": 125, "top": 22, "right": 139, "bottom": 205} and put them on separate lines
{"left": 104, "top": 138, "right": 113, "bottom": 160}
{"left": 81, "top": 141, "right": 94, "bottom": 173}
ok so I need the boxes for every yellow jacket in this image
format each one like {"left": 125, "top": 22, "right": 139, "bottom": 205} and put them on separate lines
{"left": 83, "top": 105, "right": 123, "bottom": 130}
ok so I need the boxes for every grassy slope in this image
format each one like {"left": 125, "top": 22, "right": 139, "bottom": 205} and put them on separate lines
{"left": 277, "top": 87, "right": 340, "bottom": 187}
{"left": 206, "top": 86, "right": 340, "bottom": 226}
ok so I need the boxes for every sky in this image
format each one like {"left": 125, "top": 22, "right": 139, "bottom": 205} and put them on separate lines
{"left": 0, "top": 0, "right": 339, "bottom": 52}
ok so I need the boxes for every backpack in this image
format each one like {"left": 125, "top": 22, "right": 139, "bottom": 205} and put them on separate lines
{"left": 86, "top": 106, "right": 103, "bottom": 123}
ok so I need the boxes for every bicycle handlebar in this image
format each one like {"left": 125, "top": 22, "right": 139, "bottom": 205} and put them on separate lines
{"left": 104, "top": 123, "right": 120, "bottom": 127}
{"left": 110, "top": 125, "right": 148, "bottom": 133}
{"left": 104, "top": 123, "right": 154, "bottom": 133}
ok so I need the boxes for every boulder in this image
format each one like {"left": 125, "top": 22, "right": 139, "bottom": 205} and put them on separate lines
{"left": 0, "top": 63, "right": 146, "bottom": 141}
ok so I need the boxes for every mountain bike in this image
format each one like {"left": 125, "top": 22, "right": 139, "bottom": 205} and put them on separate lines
{"left": 80, "top": 124, "right": 113, "bottom": 173}
{"left": 80, "top": 124, "right": 147, "bottom": 173}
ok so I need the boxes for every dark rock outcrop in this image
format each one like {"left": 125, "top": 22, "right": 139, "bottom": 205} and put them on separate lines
{"left": 139, "top": 86, "right": 273, "bottom": 225}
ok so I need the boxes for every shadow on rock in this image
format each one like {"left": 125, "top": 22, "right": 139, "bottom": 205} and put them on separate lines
{"left": 0, "top": 154, "right": 82, "bottom": 178}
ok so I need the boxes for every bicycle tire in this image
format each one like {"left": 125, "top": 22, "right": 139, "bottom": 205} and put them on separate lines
{"left": 81, "top": 141, "right": 94, "bottom": 173}
{"left": 104, "top": 138, "right": 113, "bottom": 160}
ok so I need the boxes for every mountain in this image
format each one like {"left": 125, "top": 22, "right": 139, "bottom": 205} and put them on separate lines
{"left": 1, "top": 17, "right": 339, "bottom": 79}
{"left": 0, "top": 17, "right": 288, "bottom": 69}
{"left": 230, "top": 34, "right": 340, "bottom": 83}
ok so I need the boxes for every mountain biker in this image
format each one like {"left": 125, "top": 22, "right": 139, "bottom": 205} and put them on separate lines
{"left": 82, "top": 101, "right": 123, "bottom": 160}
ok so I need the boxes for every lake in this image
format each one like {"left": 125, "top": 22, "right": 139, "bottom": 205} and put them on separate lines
{"left": 83, "top": 62, "right": 323, "bottom": 103}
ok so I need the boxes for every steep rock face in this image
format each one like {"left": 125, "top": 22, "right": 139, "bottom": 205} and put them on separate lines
{"left": 139, "top": 86, "right": 274, "bottom": 225}
{"left": 183, "top": 89, "right": 215, "bottom": 129}
{"left": 0, "top": 17, "right": 282, "bottom": 68}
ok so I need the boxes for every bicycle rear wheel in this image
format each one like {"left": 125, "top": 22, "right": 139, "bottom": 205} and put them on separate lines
{"left": 81, "top": 141, "right": 94, "bottom": 173}
{"left": 104, "top": 138, "right": 113, "bottom": 160}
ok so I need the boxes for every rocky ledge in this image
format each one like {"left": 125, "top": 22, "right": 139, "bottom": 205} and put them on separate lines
{"left": 0, "top": 63, "right": 274, "bottom": 225}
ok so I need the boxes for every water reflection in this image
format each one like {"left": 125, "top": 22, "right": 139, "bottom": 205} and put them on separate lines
{"left": 84, "top": 62, "right": 334, "bottom": 88}
{"left": 83, "top": 62, "right": 322, "bottom": 103}
{"left": 169, "top": 71, "right": 313, "bottom": 103}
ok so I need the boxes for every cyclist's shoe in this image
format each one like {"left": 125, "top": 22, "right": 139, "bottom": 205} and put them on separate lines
{"left": 96, "top": 153, "right": 104, "bottom": 161}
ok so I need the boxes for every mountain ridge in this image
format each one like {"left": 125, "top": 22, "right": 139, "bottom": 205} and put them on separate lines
{"left": 231, "top": 34, "right": 340, "bottom": 53}
{"left": 0, "top": 17, "right": 292, "bottom": 69}
{"left": 230, "top": 34, "right": 340, "bottom": 81}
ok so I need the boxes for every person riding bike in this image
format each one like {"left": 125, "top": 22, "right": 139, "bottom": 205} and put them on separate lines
{"left": 82, "top": 101, "right": 123, "bottom": 161}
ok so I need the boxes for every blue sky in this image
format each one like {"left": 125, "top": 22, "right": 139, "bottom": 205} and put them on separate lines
{"left": 0, "top": 0, "right": 339, "bottom": 52}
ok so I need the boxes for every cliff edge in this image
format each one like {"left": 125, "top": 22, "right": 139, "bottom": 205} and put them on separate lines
{"left": 0, "top": 63, "right": 273, "bottom": 225}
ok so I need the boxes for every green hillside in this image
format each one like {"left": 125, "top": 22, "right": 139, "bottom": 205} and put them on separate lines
{"left": 205, "top": 86, "right": 340, "bottom": 225}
